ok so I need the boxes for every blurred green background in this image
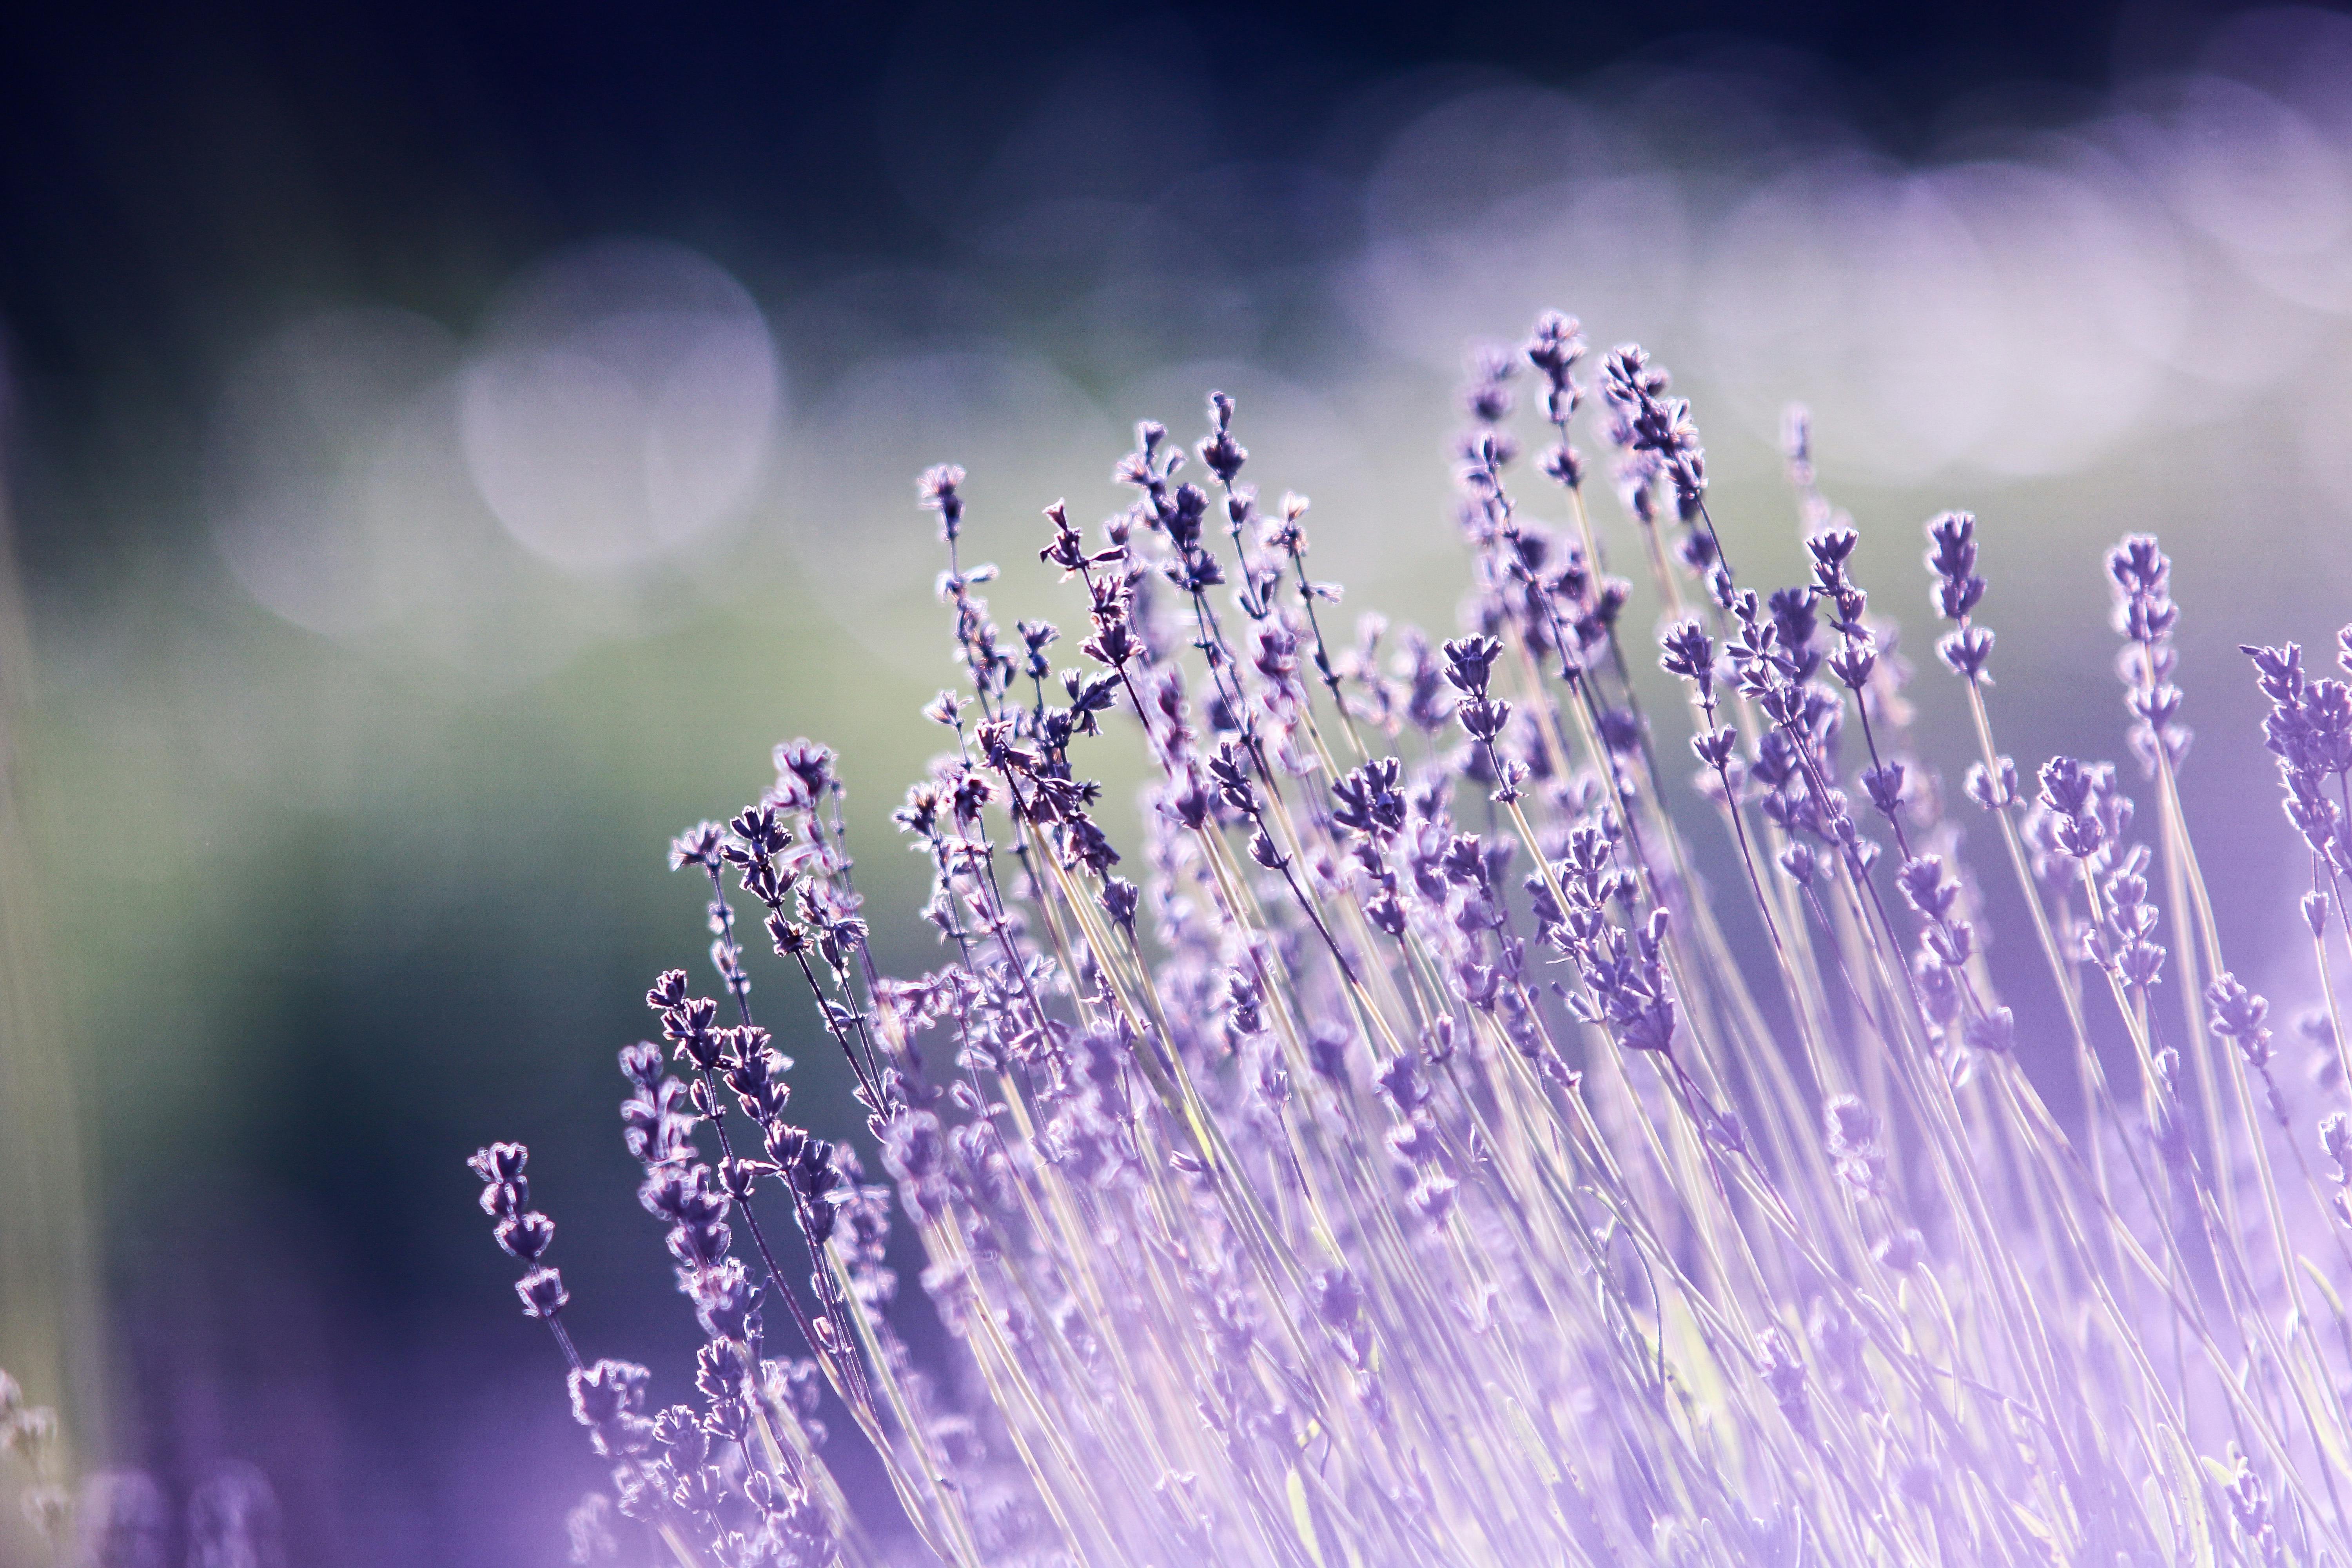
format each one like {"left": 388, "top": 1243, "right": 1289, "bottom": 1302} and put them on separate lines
{"left": 9, "top": 0, "right": 2352, "bottom": 1561}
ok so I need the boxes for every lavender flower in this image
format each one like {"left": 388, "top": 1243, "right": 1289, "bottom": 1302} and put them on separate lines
{"left": 464, "top": 308, "right": 2352, "bottom": 1568}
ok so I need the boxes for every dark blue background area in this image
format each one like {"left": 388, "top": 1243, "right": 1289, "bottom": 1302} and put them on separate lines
{"left": 0, "top": 0, "right": 2183, "bottom": 566}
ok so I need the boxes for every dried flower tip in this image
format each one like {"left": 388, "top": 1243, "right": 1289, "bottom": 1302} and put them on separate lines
{"left": 1198, "top": 392, "right": 1246, "bottom": 485}
{"left": 569, "top": 1359, "right": 651, "bottom": 1427}
{"left": 1862, "top": 761, "right": 1907, "bottom": 818}
{"left": 1964, "top": 756, "right": 2019, "bottom": 809}
{"left": 917, "top": 463, "right": 966, "bottom": 541}
{"left": 1896, "top": 856, "right": 1955, "bottom": 918}
{"left": 1937, "top": 625, "right": 1995, "bottom": 683}
{"left": 2207, "top": 974, "right": 2274, "bottom": 1065}
{"left": 667, "top": 820, "right": 724, "bottom": 871}
{"left": 1522, "top": 311, "right": 1585, "bottom": 382}
{"left": 1923, "top": 511, "right": 1985, "bottom": 621}
{"left": 468, "top": 1141, "right": 528, "bottom": 1185}
{"left": 516, "top": 1267, "right": 570, "bottom": 1320}
{"left": 1660, "top": 619, "right": 1716, "bottom": 702}
{"left": 1963, "top": 1006, "right": 2014, "bottom": 1055}
{"left": 1537, "top": 442, "right": 1585, "bottom": 490}
{"left": 1441, "top": 635, "right": 1503, "bottom": 700}
{"left": 496, "top": 1211, "right": 556, "bottom": 1262}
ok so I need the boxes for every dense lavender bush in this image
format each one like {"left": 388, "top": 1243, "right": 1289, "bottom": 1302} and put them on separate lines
{"left": 474, "top": 311, "right": 2352, "bottom": 1566}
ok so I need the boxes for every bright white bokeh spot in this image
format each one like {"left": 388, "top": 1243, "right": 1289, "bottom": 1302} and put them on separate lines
{"left": 461, "top": 239, "right": 780, "bottom": 572}
{"left": 205, "top": 299, "right": 698, "bottom": 685}
{"left": 2135, "top": 75, "right": 2351, "bottom": 258}
{"left": 207, "top": 308, "right": 463, "bottom": 636}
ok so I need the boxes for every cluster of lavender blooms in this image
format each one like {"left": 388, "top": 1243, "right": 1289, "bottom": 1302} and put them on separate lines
{"left": 0, "top": 1370, "right": 282, "bottom": 1568}
{"left": 474, "top": 309, "right": 2352, "bottom": 1567}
